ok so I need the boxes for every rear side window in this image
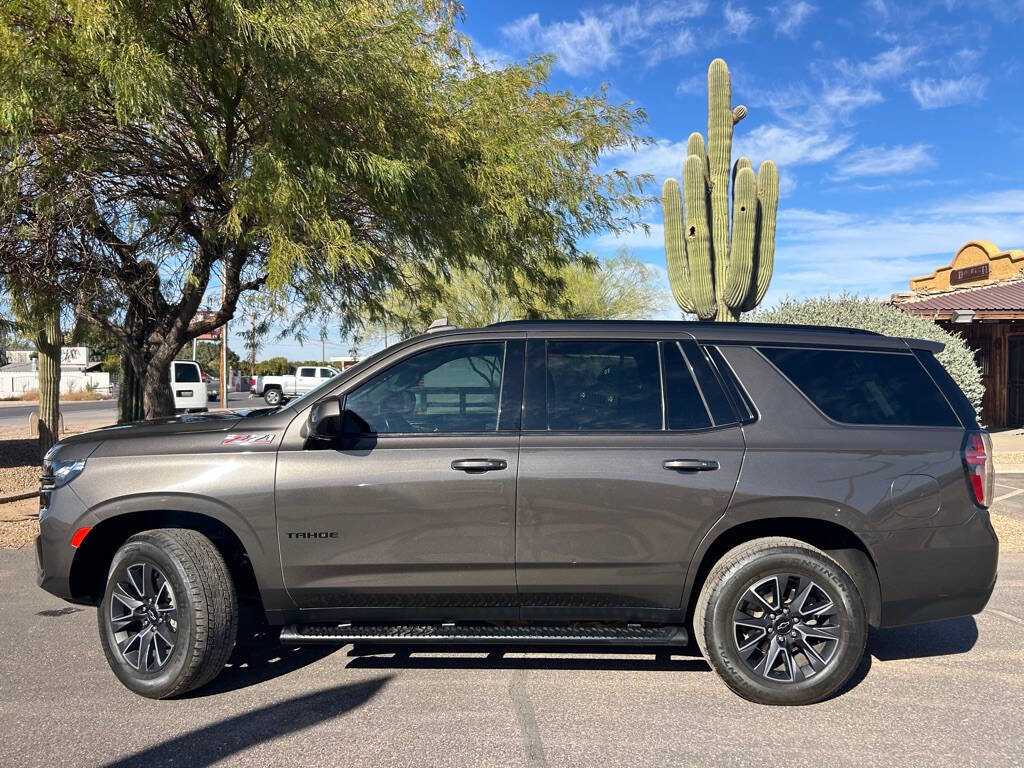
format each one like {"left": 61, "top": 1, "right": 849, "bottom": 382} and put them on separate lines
{"left": 545, "top": 341, "right": 661, "bottom": 430}
{"left": 173, "top": 362, "right": 200, "bottom": 383}
{"left": 661, "top": 342, "right": 712, "bottom": 430}
{"left": 760, "top": 347, "right": 960, "bottom": 427}
{"left": 299, "top": 367, "right": 316, "bottom": 377}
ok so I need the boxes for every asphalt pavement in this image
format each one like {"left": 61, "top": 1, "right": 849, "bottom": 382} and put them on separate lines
{"left": 1, "top": 547, "right": 1022, "bottom": 767}
{"left": 0, "top": 392, "right": 254, "bottom": 429}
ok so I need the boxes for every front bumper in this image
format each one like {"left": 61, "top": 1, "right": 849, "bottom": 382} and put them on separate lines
{"left": 35, "top": 484, "right": 93, "bottom": 602}
{"left": 865, "top": 509, "right": 999, "bottom": 628}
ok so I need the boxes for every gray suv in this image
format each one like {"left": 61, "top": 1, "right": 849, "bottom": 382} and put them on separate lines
{"left": 36, "top": 320, "right": 999, "bottom": 705}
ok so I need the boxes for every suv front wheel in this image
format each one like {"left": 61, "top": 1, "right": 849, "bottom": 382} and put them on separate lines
{"left": 98, "top": 529, "right": 238, "bottom": 698}
{"left": 694, "top": 537, "right": 867, "bottom": 705}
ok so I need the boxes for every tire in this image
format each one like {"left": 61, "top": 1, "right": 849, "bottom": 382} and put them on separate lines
{"left": 693, "top": 537, "right": 867, "bottom": 706}
{"left": 98, "top": 529, "right": 238, "bottom": 699}
{"left": 264, "top": 388, "right": 282, "bottom": 406}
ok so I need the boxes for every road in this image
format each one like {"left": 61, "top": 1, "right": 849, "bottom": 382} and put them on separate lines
{"left": 0, "top": 392, "right": 254, "bottom": 430}
{"left": 1, "top": 549, "right": 1022, "bottom": 767}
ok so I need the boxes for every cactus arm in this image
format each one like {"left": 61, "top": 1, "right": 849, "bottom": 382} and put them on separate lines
{"left": 682, "top": 153, "right": 716, "bottom": 319}
{"left": 686, "top": 131, "right": 705, "bottom": 160}
{"left": 661, "top": 178, "right": 695, "bottom": 315}
{"left": 724, "top": 166, "right": 757, "bottom": 309}
{"left": 743, "top": 160, "right": 779, "bottom": 312}
{"left": 707, "top": 58, "right": 734, "bottom": 319}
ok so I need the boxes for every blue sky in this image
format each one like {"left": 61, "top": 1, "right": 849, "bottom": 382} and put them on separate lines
{"left": 257, "top": 0, "right": 1024, "bottom": 359}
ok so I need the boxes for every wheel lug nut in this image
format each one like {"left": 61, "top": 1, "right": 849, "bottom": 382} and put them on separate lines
{"left": 767, "top": 627, "right": 774, "bottom": 634}
{"left": 791, "top": 631, "right": 798, "bottom": 638}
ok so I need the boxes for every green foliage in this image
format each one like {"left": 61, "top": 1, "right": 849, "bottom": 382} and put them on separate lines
{"left": 661, "top": 59, "right": 777, "bottom": 322}
{"left": 751, "top": 295, "right": 985, "bottom": 417}
{"left": 253, "top": 357, "right": 293, "bottom": 376}
{"left": 0, "top": 1, "right": 652, "bottom": 418}
{"left": 362, "top": 249, "right": 668, "bottom": 342}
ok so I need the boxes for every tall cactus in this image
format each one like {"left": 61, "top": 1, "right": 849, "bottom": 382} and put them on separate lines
{"left": 662, "top": 58, "right": 778, "bottom": 321}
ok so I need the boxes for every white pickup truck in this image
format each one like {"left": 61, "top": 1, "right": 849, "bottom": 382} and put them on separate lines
{"left": 250, "top": 365, "right": 340, "bottom": 405}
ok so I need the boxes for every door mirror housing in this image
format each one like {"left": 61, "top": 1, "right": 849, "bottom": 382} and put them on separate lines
{"left": 309, "top": 397, "right": 342, "bottom": 439}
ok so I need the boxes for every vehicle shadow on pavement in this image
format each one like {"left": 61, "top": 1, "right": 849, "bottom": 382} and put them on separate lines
{"left": 185, "top": 635, "right": 340, "bottom": 698}
{"left": 341, "top": 644, "right": 713, "bottom": 672}
{"left": 867, "top": 616, "right": 979, "bottom": 662}
{"left": 101, "top": 676, "right": 392, "bottom": 768}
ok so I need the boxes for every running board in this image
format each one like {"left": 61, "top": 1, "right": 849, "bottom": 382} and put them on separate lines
{"left": 280, "top": 623, "right": 687, "bottom": 646}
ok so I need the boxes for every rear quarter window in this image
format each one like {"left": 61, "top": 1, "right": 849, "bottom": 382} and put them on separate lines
{"left": 759, "top": 346, "right": 960, "bottom": 427}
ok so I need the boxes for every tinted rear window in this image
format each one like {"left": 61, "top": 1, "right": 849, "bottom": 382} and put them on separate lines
{"left": 545, "top": 341, "right": 661, "bottom": 430}
{"left": 173, "top": 362, "right": 201, "bottom": 383}
{"left": 661, "top": 342, "right": 712, "bottom": 430}
{"left": 760, "top": 347, "right": 960, "bottom": 427}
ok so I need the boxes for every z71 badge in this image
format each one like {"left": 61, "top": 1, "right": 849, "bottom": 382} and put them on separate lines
{"left": 221, "top": 433, "right": 275, "bottom": 446}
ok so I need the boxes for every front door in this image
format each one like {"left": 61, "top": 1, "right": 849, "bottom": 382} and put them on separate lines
{"left": 275, "top": 338, "right": 524, "bottom": 619}
{"left": 1009, "top": 336, "right": 1024, "bottom": 427}
{"left": 515, "top": 337, "right": 744, "bottom": 621}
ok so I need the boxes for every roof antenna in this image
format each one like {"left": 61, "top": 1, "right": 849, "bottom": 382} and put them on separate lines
{"left": 426, "top": 317, "right": 456, "bottom": 333}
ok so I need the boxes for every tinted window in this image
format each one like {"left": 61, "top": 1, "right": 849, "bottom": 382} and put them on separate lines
{"left": 173, "top": 362, "right": 200, "bottom": 383}
{"left": 299, "top": 368, "right": 316, "bottom": 377}
{"left": 681, "top": 340, "right": 736, "bottom": 425}
{"left": 319, "top": 368, "right": 334, "bottom": 378}
{"left": 706, "top": 345, "right": 757, "bottom": 423}
{"left": 661, "top": 342, "right": 712, "bottom": 430}
{"left": 760, "top": 347, "right": 960, "bottom": 427}
{"left": 345, "top": 342, "right": 504, "bottom": 433}
{"left": 545, "top": 341, "right": 661, "bottom": 430}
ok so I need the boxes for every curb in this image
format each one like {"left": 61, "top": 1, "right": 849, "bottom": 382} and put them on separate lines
{"left": 0, "top": 491, "right": 38, "bottom": 504}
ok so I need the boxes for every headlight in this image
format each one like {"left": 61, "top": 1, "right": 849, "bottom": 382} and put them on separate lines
{"left": 41, "top": 459, "right": 86, "bottom": 490}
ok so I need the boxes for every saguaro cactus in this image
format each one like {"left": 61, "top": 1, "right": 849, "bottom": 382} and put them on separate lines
{"left": 662, "top": 58, "right": 778, "bottom": 321}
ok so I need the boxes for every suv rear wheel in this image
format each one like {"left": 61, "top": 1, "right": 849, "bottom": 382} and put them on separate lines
{"left": 694, "top": 537, "right": 867, "bottom": 705}
{"left": 98, "top": 529, "right": 238, "bottom": 699}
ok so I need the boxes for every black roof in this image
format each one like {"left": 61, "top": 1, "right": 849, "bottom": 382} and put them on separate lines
{"left": 486, "top": 319, "right": 879, "bottom": 336}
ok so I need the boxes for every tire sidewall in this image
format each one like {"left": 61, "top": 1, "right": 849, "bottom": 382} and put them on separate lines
{"left": 98, "top": 538, "right": 198, "bottom": 698}
{"left": 705, "top": 548, "right": 866, "bottom": 705}
{"left": 264, "top": 389, "right": 281, "bottom": 405}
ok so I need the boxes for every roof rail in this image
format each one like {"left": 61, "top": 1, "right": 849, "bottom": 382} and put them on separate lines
{"left": 484, "top": 319, "right": 880, "bottom": 336}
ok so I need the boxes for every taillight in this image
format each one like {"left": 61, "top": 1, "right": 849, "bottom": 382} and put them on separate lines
{"left": 962, "top": 431, "right": 994, "bottom": 507}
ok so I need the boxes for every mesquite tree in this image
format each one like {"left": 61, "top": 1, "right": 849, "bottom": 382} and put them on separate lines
{"left": 0, "top": 1, "right": 651, "bottom": 418}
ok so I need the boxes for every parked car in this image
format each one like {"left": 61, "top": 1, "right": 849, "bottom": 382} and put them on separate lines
{"left": 201, "top": 371, "right": 218, "bottom": 401}
{"left": 36, "top": 320, "right": 998, "bottom": 704}
{"left": 251, "top": 365, "right": 340, "bottom": 406}
{"left": 170, "top": 360, "right": 207, "bottom": 413}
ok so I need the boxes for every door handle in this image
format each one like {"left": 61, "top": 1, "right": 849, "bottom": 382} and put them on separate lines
{"left": 451, "top": 458, "right": 508, "bottom": 472}
{"left": 663, "top": 459, "right": 719, "bottom": 472}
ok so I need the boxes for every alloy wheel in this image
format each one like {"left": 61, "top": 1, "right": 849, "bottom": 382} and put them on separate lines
{"left": 109, "top": 561, "right": 179, "bottom": 672}
{"left": 732, "top": 573, "right": 841, "bottom": 683}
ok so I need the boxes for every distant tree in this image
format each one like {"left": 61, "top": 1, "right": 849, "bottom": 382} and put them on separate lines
{"left": 175, "top": 343, "right": 240, "bottom": 374}
{"left": 362, "top": 249, "right": 668, "bottom": 342}
{"left": 0, "top": 1, "right": 651, "bottom": 419}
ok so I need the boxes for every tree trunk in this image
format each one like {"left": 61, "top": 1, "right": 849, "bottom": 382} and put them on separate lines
{"left": 117, "top": 352, "right": 145, "bottom": 423}
{"left": 142, "top": 357, "right": 176, "bottom": 419}
{"left": 35, "top": 309, "right": 62, "bottom": 459}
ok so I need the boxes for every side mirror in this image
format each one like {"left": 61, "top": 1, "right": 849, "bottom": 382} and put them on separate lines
{"left": 309, "top": 397, "right": 342, "bottom": 439}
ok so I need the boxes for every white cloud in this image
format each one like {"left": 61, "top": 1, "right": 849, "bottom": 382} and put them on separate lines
{"left": 821, "top": 83, "right": 884, "bottom": 112}
{"left": 910, "top": 74, "right": 989, "bottom": 108}
{"left": 724, "top": 2, "right": 756, "bottom": 37}
{"left": 856, "top": 45, "right": 921, "bottom": 80}
{"left": 771, "top": 1, "right": 817, "bottom": 36}
{"left": 832, "top": 143, "right": 934, "bottom": 179}
{"left": 928, "top": 189, "right": 1024, "bottom": 216}
{"left": 502, "top": 13, "right": 616, "bottom": 75}
{"left": 675, "top": 73, "right": 706, "bottom": 96}
{"left": 735, "top": 125, "right": 853, "bottom": 168}
{"left": 500, "top": 2, "right": 708, "bottom": 75}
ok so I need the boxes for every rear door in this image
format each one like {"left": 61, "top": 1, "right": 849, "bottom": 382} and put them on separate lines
{"left": 171, "top": 361, "right": 207, "bottom": 411}
{"left": 515, "top": 334, "right": 744, "bottom": 621}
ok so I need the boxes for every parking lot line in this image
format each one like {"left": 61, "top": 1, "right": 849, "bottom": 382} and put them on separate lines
{"left": 992, "top": 488, "right": 1024, "bottom": 504}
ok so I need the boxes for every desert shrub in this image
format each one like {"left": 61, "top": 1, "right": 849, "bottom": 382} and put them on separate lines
{"left": 750, "top": 295, "right": 985, "bottom": 418}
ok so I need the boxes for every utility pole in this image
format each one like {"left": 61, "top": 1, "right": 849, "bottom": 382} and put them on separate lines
{"left": 219, "top": 280, "right": 228, "bottom": 410}
{"left": 249, "top": 311, "right": 256, "bottom": 380}
{"left": 321, "top": 335, "right": 325, "bottom": 365}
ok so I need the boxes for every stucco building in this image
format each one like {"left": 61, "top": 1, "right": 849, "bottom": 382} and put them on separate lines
{"left": 893, "top": 240, "right": 1024, "bottom": 428}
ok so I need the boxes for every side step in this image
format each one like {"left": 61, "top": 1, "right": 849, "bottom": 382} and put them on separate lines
{"left": 280, "top": 623, "right": 687, "bottom": 646}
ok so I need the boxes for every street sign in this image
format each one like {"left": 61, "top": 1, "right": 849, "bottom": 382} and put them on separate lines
{"left": 193, "top": 310, "right": 222, "bottom": 340}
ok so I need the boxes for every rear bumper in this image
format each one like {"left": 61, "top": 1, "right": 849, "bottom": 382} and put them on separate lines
{"left": 864, "top": 510, "right": 999, "bottom": 628}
